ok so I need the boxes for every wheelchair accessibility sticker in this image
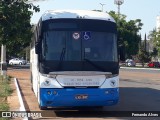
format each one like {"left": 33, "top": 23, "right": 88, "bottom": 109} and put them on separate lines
{"left": 83, "top": 31, "right": 91, "bottom": 40}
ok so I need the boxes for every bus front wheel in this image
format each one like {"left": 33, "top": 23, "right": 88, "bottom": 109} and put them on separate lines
{"left": 39, "top": 105, "right": 47, "bottom": 110}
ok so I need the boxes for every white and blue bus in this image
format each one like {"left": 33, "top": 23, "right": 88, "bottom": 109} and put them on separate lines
{"left": 30, "top": 10, "right": 119, "bottom": 110}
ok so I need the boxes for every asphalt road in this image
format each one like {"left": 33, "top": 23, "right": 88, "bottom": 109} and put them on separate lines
{"left": 48, "top": 68, "right": 160, "bottom": 119}
{"left": 106, "top": 68, "right": 160, "bottom": 111}
{"left": 51, "top": 68, "right": 160, "bottom": 118}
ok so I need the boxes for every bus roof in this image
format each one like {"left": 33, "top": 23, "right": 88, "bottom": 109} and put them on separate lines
{"left": 41, "top": 10, "right": 115, "bottom": 23}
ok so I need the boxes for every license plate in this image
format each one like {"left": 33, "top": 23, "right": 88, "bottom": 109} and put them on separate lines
{"left": 75, "top": 94, "right": 88, "bottom": 100}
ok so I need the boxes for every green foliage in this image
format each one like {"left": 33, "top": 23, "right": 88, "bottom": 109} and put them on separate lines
{"left": 148, "top": 29, "right": 160, "bottom": 57}
{"left": 16, "top": 46, "right": 30, "bottom": 61}
{"left": 0, "top": 76, "right": 12, "bottom": 97}
{"left": 93, "top": 10, "right": 102, "bottom": 12}
{"left": 0, "top": 76, "right": 12, "bottom": 112}
{"left": 0, "top": 0, "right": 40, "bottom": 57}
{"left": 109, "top": 11, "right": 143, "bottom": 58}
{"left": 150, "top": 47, "right": 158, "bottom": 58}
{"left": 137, "top": 47, "right": 151, "bottom": 67}
{"left": 0, "top": 103, "right": 9, "bottom": 111}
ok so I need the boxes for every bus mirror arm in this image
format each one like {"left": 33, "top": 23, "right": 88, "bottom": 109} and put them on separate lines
{"left": 35, "top": 42, "right": 40, "bottom": 54}
{"left": 35, "top": 41, "right": 44, "bottom": 62}
{"left": 119, "top": 54, "right": 125, "bottom": 61}
{"left": 119, "top": 45, "right": 125, "bottom": 61}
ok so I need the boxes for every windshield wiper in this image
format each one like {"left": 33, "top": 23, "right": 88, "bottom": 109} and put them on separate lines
{"left": 57, "top": 47, "right": 66, "bottom": 70}
{"left": 83, "top": 58, "right": 105, "bottom": 72}
{"left": 60, "top": 48, "right": 66, "bottom": 61}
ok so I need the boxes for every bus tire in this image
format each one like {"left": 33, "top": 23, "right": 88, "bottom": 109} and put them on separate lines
{"left": 39, "top": 105, "right": 47, "bottom": 110}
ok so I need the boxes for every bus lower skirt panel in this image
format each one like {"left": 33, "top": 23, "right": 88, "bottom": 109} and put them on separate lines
{"left": 40, "top": 88, "right": 119, "bottom": 108}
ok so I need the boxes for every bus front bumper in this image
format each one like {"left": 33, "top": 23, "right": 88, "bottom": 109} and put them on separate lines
{"left": 40, "top": 88, "right": 119, "bottom": 108}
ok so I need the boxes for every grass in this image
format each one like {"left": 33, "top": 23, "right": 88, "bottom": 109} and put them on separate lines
{"left": 0, "top": 76, "right": 12, "bottom": 111}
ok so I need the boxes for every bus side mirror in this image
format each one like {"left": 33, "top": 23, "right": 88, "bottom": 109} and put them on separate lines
{"left": 35, "top": 42, "right": 41, "bottom": 54}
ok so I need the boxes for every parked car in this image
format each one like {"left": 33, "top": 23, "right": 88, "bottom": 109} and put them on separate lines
{"left": 125, "top": 59, "right": 136, "bottom": 67}
{"left": 148, "top": 62, "right": 160, "bottom": 68}
{"left": 9, "top": 58, "right": 26, "bottom": 65}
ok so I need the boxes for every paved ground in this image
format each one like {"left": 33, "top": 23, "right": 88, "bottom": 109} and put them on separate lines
{"left": 6, "top": 67, "right": 160, "bottom": 120}
{"left": 7, "top": 68, "right": 120, "bottom": 120}
{"left": 7, "top": 70, "right": 116, "bottom": 120}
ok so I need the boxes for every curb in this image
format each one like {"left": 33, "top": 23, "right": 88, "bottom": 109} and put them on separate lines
{"left": 120, "top": 67, "right": 160, "bottom": 71}
{"left": 14, "top": 78, "right": 28, "bottom": 120}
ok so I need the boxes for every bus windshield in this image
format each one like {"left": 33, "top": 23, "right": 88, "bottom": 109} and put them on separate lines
{"left": 39, "top": 19, "right": 118, "bottom": 74}
{"left": 42, "top": 31, "right": 117, "bottom": 62}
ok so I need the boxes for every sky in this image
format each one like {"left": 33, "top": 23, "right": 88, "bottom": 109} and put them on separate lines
{"left": 30, "top": 0, "right": 160, "bottom": 39}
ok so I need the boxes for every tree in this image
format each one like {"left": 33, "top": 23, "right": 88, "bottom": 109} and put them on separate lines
{"left": 0, "top": 0, "right": 40, "bottom": 57}
{"left": 150, "top": 47, "right": 158, "bottom": 59}
{"left": 109, "top": 11, "right": 143, "bottom": 59}
{"left": 137, "top": 47, "right": 151, "bottom": 67}
{"left": 148, "top": 29, "right": 160, "bottom": 57}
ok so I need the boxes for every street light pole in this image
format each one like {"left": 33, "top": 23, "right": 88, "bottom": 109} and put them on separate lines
{"left": 100, "top": 3, "right": 105, "bottom": 12}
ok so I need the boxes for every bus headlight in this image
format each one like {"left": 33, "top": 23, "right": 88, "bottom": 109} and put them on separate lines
{"left": 43, "top": 79, "right": 51, "bottom": 86}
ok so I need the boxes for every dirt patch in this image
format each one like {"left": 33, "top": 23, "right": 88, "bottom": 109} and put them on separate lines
{"left": 7, "top": 69, "right": 30, "bottom": 80}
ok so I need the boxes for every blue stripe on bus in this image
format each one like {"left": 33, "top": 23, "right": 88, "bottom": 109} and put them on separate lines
{"left": 40, "top": 88, "right": 119, "bottom": 107}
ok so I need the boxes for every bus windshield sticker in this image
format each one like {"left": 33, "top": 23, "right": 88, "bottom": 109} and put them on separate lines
{"left": 83, "top": 31, "right": 91, "bottom": 40}
{"left": 72, "top": 32, "right": 80, "bottom": 40}
{"left": 85, "top": 48, "right": 91, "bottom": 53}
